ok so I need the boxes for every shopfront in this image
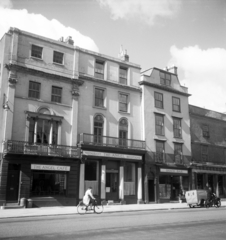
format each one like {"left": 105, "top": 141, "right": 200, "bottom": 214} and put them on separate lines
{"left": 79, "top": 150, "right": 144, "bottom": 204}
{"left": 157, "top": 167, "right": 190, "bottom": 203}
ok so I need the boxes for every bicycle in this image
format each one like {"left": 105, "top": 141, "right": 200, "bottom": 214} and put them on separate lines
{"left": 77, "top": 199, "right": 103, "bottom": 215}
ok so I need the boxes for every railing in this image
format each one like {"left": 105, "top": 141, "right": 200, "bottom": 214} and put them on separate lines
{"left": 154, "top": 152, "right": 166, "bottom": 164}
{"left": 154, "top": 152, "right": 185, "bottom": 165}
{"left": 3, "top": 140, "right": 80, "bottom": 158}
{"left": 79, "top": 133, "right": 146, "bottom": 150}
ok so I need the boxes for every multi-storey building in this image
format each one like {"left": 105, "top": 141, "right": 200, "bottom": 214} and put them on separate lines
{"left": 0, "top": 28, "right": 82, "bottom": 207}
{"left": 189, "top": 105, "right": 226, "bottom": 198}
{"left": 0, "top": 28, "right": 146, "bottom": 207}
{"left": 140, "top": 67, "right": 192, "bottom": 203}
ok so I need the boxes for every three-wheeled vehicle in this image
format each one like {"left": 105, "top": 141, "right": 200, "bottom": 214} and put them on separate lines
{"left": 185, "top": 190, "right": 207, "bottom": 208}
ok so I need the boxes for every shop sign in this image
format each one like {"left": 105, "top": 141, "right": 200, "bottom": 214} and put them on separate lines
{"left": 82, "top": 151, "right": 142, "bottom": 160}
{"left": 160, "top": 168, "right": 188, "bottom": 174}
{"left": 31, "top": 164, "right": 70, "bottom": 171}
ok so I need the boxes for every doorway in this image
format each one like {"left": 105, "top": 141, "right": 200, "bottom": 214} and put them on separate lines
{"left": 6, "top": 164, "right": 20, "bottom": 202}
{"left": 106, "top": 172, "right": 118, "bottom": 201}
{"left": 148, "top": 180, "right": 155, "bottom": 202}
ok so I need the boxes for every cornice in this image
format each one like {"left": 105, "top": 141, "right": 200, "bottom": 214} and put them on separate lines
{"left": 5, "top": 63, "right": 84, "bottom": 86}
{"left": 139, "top": 81, "right": 191, "bottom": 97}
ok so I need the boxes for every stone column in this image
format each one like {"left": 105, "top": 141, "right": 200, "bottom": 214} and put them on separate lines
{"left": 57, "top": 121, "right": 62, "bottom": 145}
{"left": 34, "top": 117, "right": 38, "bottom": 143}
{"left": 49, "top": 120, "right": 53, "bottom": 145}
{"left": 79, "top": 162, "right": 85, "bottom": 199}
{"left": 137, "top": 163, "right": 143, "bottom": 204}
{"left": 119, "top": 161, "right": 125, "bottom": 203}
{"left": 101, "top": 160, "right": 106, "bottom": 202}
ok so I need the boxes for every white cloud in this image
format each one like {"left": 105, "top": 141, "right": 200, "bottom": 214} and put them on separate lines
{"left": 0, "top": 1, "right": 99, "bottom": 52}
{"left": 169, "top": 45, "right": 226, "bottom": 113}
{"left": 97, "top": 0, "right": 181, "bottom": 25}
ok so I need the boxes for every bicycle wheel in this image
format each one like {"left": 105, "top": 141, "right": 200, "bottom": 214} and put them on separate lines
{"left": 77, "top": 201, "right": 87, "bottom": 215}
{"left": 214, "top": 199, "right": 221, "bottom": 208}
{"left": 94, "top": 204, "right": 103, "bottom": 214}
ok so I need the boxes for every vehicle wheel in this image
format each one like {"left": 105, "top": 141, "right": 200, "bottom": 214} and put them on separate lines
{"left": 189, "top": 204, "right": 192, "bottom": 208}
{"left": 77, "top": 201, "right": 87, "bottom": 215}
{"left": 94, "top": 204, "right": 103, "bottom": 214}
{"left": 215, "top": 200, "right": 221, "bottom": 208}
{"left": 205, "top": 202, "right": 210, "bottom": 208}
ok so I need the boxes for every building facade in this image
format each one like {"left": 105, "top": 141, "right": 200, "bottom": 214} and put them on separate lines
{"left": 0, "top": 28, "right": 82, "bottom": 207}
{"left": 189, "top": 105, "right": 226, "bottom": 198}
{"left": 140, "top": 67, "right": 192, "bottom": 203}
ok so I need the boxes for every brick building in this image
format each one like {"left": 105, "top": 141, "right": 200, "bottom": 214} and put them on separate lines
{"left": 189, "top": 105, "right": 226, "bottom": 198}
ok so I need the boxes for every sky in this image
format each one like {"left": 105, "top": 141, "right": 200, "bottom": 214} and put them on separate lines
{"left": 0, "top": 0, "right": 226, "bottom": 113}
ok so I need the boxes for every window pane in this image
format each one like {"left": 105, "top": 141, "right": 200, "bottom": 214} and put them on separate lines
{"left": 31, "top": 45, "right": 43, "bottom": 59}
{"left": 29, "top": 81, "right": 40, "bottom": 99}
{"left": 51, "top": 87, "right": 62, "bottom": 103}
{"left": 53, "top": 51, "right": 63, "bottom": 64}
{"left": 95, "top": 88, "right": 104, "bottom": 107}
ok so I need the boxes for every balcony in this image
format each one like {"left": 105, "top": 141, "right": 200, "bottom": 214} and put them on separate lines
{"left": 154, "top": 152, "right": 185, "bottom": 165}
{"left": 154, "top": 152, "right": 166, "bottom": 164}
{"left": 79, "top": 133, "right": 146, "bottom": 150}
{"left": 3, "top": 140, "right": 80, "bottom": 158}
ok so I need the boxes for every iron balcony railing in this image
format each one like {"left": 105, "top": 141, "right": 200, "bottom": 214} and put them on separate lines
{"left": 79, "top": 133, "right": 146, "bottom": 150}
{"left": 154, "top": 152, "right": 185, "bottom": 165}
{"left": 3, "top": 140, "right": 80, "bottom": 158}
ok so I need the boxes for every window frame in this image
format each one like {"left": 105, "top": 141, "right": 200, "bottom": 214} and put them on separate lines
{"left": 159, "top": 71, "right": 171, "bottom": 86}
{"left": 119, "top": 118, "right": 128, "bottom": 147}
{"left": 173, "top": 117, "right": 182, "bottom": 138}
{"left": 172, "top": 97, "right": 181, "bottom": 112}
{"left": 94, "top": 60, "right": 105, "bottom": 79}
{"left": 174, "top": 143, "right": 183, "bottom": 163}
{"left": 202, "top": 125, "right": 210, "bottom": 138}
{"left": 201, "top": 145, "right": 208, "bottom": 162}
{"left": 53, "top": 51, "right": 64, "bottom": 65}
{"left": 119, "top": 66, "right": 128, "bottom": 85}
{"left": 155, "top": 140, "right": 165, "bottom": 162}
{"left": 154, "top": 92, "right": 163, "bottom": 109}
{"left": 155, "top": 114, "right": 164, "bottom": 136}
{"left": 31, "top": 44, "right": 43, "bottom": 59}
{"left": 119, "top": 92, "right": 129, "bottom": 113}
{"left": 28, "top": 81, "right": 41, "bottom": 99}
{"left": 94, "top": 114, "right": 104, "bottom": 144}
{"left": 51, "top": 86, "right": 62, "bottom": 103}
{"left": 94, "top": 87, "right": 106, "bottom": 108}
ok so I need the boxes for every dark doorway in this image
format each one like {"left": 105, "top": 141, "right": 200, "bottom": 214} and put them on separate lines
{"left": 148, "top": 180, "right": 155, "bottom": 202}
{"left": 106, "top": 172, "right": 118, "bottom": 201}
{"left": 6, "top": 164, "right": 20, "bottom": 202}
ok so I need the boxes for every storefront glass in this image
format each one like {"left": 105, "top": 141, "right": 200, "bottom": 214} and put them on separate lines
{"left": 30, "top": 171, "right": 67, "bottom": 196}
{"left": 197, "top": 174, "right": 204, "bottom": 189}
{"left": 124, "top": 162, "right": 135, "bottom": 195}
{"left": 85, "top": 161, "right": 99, "bottom": 195}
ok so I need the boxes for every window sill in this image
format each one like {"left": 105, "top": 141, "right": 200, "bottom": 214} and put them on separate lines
{"left": 93, "top": 106, "right": 107, "bottom": 110}
{"left": 154, "top": 136, "right": 167, "bottom": 141}
{"left": 118, "top": 111, "right": 130, "bottom": 115}
{"left": 30, "top": 56, "right": 43, "bottom": 61}
{"left": 172, "top": 139, "right": 184, "bottom": 143}
{"left": 53, "top": 62, "right": 64, "bottom": 66}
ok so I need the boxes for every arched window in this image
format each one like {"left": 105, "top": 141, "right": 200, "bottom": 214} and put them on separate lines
{"left": 119, "top": 118, "right": 128, "bottom": 146}
{"left": 94, "top": 115, "right": 104, "bottom": 144}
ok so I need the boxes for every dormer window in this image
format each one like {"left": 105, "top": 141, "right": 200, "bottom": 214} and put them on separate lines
{"left": 160, "top": 71, "right": 171, "bottom": 86}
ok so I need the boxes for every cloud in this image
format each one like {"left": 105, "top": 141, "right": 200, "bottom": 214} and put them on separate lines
{"left": 169, "top": 45, "right": 226, "bottom": 113}
{"left": 0, "top": 1, "right": 99, "bottom": 52}
{"left": 97, "top": 0, "right": 181, "bottom": 25}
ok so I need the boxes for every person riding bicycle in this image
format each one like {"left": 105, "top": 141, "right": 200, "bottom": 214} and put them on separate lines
{"left": 83, "top": 187, "right": 96, "bottom": 209}
{"left": 205, "top": 183, "right": 212, "bottom": 203}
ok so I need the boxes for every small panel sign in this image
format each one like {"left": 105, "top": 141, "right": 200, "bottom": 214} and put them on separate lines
{"left": 31, "top": 164, "right": 70, "bottom": 171}
{"left": 160, "top": 168, "right": 188, "bottom": 174}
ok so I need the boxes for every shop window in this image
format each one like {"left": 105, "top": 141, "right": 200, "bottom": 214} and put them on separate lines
{"left": 119, "top": 118, "right": 128, "bottom": 147}
{"left": 94, "top": 115, "right": 104, "bottom": 144}
{"left": 218, "top": 175, "right": 224, "bottom": 196}
{"left": 197, "top": 174, "right": 204, "bottom": 190}
{"left": 124, "top": 163, "right": 135, "bottom": 195}
{"left": 159, "top": 175, "right": 171, "bottom": 199}
{"left": 31, "top": 171, "right": 67, "bottom": 196}
{"left": 85, "top": 161, "right": 99, "bottom": 195}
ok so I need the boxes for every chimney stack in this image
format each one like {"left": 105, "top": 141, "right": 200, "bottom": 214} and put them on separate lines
{"left": 65, "top": 36, "right": 74, "bottom": 46}
{"left": 118, "top": 45, "right": 129, "bottom": 62}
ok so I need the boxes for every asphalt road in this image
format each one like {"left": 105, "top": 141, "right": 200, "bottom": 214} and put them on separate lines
{"left": 0, "top": 208, "right": 226, "bottom": 240}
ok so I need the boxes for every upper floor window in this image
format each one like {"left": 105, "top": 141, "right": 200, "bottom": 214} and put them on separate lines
{"left": 95, "top": 60, "right": 104, "bottom": 79}
{"left": 201, "top": 145, "right": 208, "bottom": 162}
{"left": 160, "top": 71, "right": 171, "bottom": 86}
{"left": 173, "top": 118, "right": 182, "bottom": 138}
{"left": 174, "top": 143, "right": 183, "bottom": 163}
{"left": 51, "top": 86, "right": 62, "bottom": 103}
{"left": 53, "top": 51, "right": 64, "bottom": 64}
{"left": 94, "top": 115, "right": 104, "bottom": 144}
{"left": 156, "top": 140, "right": 165, "bottom": 162}
{"left": 28, "top": 81, "right": 40, "bottom": 99}
{"left": 154, "top": 92, "right": 163, "bottom": 109}
{"left": 119, "top": 67, "right": 127, "bottom": 85}
{"left": 94, "top": 88, "right": 104, "bottom": 108}
{"left": 119, "top": 118, "right": 128, "bottom": 147}
{"left": 172, "top": 97, "right": 181, "bottom": 112}
{"left": 119, "top": 93, "right": 128, "bottom": 112}
{"left": 202, "top": 125, "right": 209, "bottom": 138}
{"left": 31, "top": 45, "right": 43, "bottom": 59}
{"left": 155, "top": 114, "right": 164, "bottom": 136}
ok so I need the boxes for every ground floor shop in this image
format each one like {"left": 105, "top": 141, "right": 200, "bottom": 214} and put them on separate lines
{"left": 191, "top": 165, "right": 226, "bottom": 198}
{"left": 78, "top": 150, "right": 145, "bottom": 204}
{"left": 144, "top": 165, "right": 191, "bottom": 203}
{"left": 0, "top": 155, "right": 80, "bottom": 207}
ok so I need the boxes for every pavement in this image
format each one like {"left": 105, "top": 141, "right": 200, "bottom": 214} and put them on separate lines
{"left": 0, "top": 200, "right": 226, "bottom": 219}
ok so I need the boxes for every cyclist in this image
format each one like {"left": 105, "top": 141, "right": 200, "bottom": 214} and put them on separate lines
{"left": 83, "top": 187, "right": 96, "bottom": 209}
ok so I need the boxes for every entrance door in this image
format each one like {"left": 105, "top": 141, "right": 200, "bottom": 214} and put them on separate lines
{"left": 106, "top": 172, "right": 118, "bottom": 201}
{"left": 148, "top": 180, "right": 155, "bottom": 202}
{"left": 171, "top": 176, "right": 180, "bottom": 200}
{"left": 6, "top": 164, "right": 20, "bottom": 202}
